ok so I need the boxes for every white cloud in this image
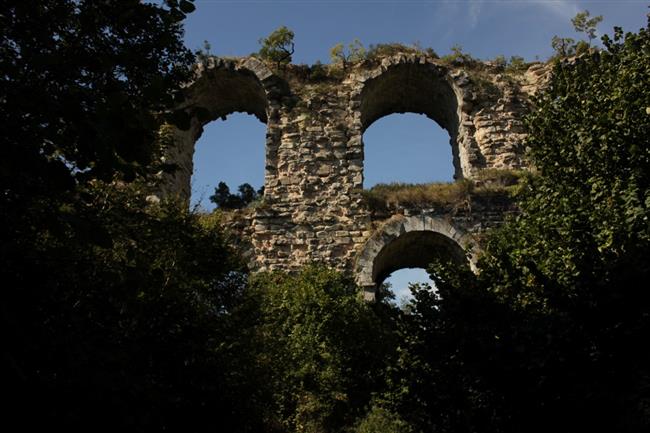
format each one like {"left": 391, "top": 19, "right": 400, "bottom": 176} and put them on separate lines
{"left": 468, "top": 0, "right": 484, "bottom": 28}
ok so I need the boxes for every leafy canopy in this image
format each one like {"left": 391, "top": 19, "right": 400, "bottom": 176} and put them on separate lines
{"left": 329, "top": 39, "right": 366, "bottom": 69}
{"left": 0, "top": 2, "right": 262, "bottom": 431}
{"left": 209, "top": 181, "right": 264, "bottom": 209}
{"left": 384, "top": 14, "right": 650, "bottom": 433}
{"left": 551, "top": 9, "right": 603, "bottom": 58}
{"left": 258, "top": 25, "right": 295, "bottom": 68}
{"left": 0, "top": 0, "right": 196, "bottom": 199}
{"left": 242, "top": 266, "right": 399, "bottom": 433}
{"left": 572, "top": 9, "right": 604, "bottom": 45}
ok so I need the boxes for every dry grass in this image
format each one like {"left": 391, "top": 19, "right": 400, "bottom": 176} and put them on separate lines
{"left": 362, "top": 180, "right": 473, "bottom": 210}
{"left": 361, "top": 169, "right": 526, "bottom": 212}
{"left": 475, "top": 168, "right": 526, "bottom": 186}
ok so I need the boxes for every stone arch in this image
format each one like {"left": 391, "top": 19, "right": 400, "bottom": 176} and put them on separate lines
{"left": 160, "top": 57, "right": 280, "bottom": 201}
{"left": 347, "top": 55, "right": 480, "bottom": 184}
{"left": 355, "top": 215, "right": 476, "bottom": 300}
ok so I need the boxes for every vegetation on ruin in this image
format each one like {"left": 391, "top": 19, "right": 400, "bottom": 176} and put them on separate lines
{"left": 361, "top": 169, "right": 525, "bottom": 212}
{"left": 388, "top": 14, "right": 650, "bottom": 432}
{"left": 257, "top": 25, "right": 295, "bottom": 68}
{"left": 550, "top": 9, "right": 604, "bottom": 60}
{"left": 330, "top": 39, "right": 367, "bottom": 70}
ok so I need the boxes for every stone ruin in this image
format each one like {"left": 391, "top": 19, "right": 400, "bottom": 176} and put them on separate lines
{"left": 160, "top": 52, "right": 551, "bottom": 299}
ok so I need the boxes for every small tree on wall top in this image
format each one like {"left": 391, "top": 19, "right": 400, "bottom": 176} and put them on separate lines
{"left": 330, "top": 39, "right": 366, "bottom": 70}
{"left": 572, "top": 9, "right": 604, "bottom": 46}
{"left": 551, "top": 9, "right": 604, "bottom": 58}
{"left": 258, "top": 25, "right": 295, "bottom": 68}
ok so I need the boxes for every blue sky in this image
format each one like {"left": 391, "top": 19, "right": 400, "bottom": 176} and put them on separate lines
{"left": 183, "top": 0, "right": 648, "bottom": 298}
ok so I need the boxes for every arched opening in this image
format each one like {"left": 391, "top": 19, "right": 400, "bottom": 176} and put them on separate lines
{"left": 372, "top": 230, "right": 466, "bottom": 286}
{"left": 360, "top": 62, "right": 462, "bottom": 183}
{"left": 382, "top": 267, "right": 434, "bottom": 305}
{"left": 363, "top": 113, "right": 454, "bottom": 188}
{"left": 190, "top": 113, "right": 266, "bottom": 211}
{"left": 355, "top": 216, "right": 473, "bottom": 301}
{"left": 372, "top": 230, "right": 465, "bottom": 304}
{"left": 162, "top": 62, "right": 270, "bottom": 204}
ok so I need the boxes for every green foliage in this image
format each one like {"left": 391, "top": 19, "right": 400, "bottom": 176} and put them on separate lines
{"left": 242, "top": 267, "right": 399, "bottom": 433}
{"left": 475, "top": 168, "right": 527, "bottom": 186}
{"left": 196, "top": 39, "right": 213, "bottom": 65}
{"left": 380, "top": 262, "right": 509, "bottom": 433}
{"left": 362, "top": 180, "right": 473, "bottom": 211}
{"left": 492, "top": 55, "right": 528, "bottom": 74}
{"left": 353, "top": 406, "right": 415, "bottom": 433}
{"left": 3, "top": 181, "right": 254, "bottom": 431}
{"left": 330, "top": 39, "right": 366, "bottom": 69}
{"left": 309, "top": 60, "right": 330, "bottom": 81}
{"left": 258, "top": 25, "right": 295, "bottom": 68}
{"left": 209, "top": 181, "right": 264, "bottom": 209}
{"left": 525, "top": 23, "right": 650, "bottom": 270}
{"left": 0, "top": 3, "right": 269, "bottom": 431}
{"left": 361, "top": 171, "right": 522, "bottom": 212}
{"left": 0, "top": 0, "right": 195, "bottom": 196}
{"left": 365, "top": 42, "right": 437, "bottom": 61}
{"left": 440, "top": 44, "right": 477, "bottom": 66}
{"left": 552, "top": 9, "right": 604, "bottom": 59}
{"left": 492, "top": 54, "right": 507, "bottom": 68}
{"left": 551, "top": 35, "right": 577, "bottom": 57}
{"left": 572, "top": 9, "right": 604, "bottom": 45}
{"left": 385, "top": 17, "right": 650, "bottom": 432}
{"left": 505, "top": 55, "right": 526, "bottom": 73}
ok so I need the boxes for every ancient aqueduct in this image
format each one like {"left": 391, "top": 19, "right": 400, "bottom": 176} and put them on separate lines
{"left": 161, "top": 53, "right": 549, "bottom": 299}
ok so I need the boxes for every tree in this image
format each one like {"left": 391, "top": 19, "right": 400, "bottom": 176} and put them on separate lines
{"left": 353, "top": 406, "right": 414, "bottom": 433}
{"left": 552, "top": 10, "right": 604, "bottom": 58}
{"left": 3, "top": 181, "right": 256, "bottom": 432}
{"left": 196, "top": 39, "right": 213, "bottom": 66}
{"left": 209, "top": 181, "right": 263, "bottom": 209}
{"left": 440, "top": 44, "right": 475, "bottom": 65}
{"left": 388, "top": 16, "right": 650, "bottom": 433}
{"left": 242, "top": 267, "right": 399, "bottom": 433}
{"left": 0, "top": 2, "right": 264, "bottom": 431}
{"left": 209, "top": 181, "right": 236, "bottom": 208}
{"left": 0, "top": 0, "right": 195, "bottom": 199}
{"left": 572, "top": 9, "right": 604, "bottom": 46}
{"left": 483, "top": 21, "right": 650, "bottom": 426}
{"left": 258, "top": 26, "right": 295, "bottom": 68}
{"left": 238, "top": 183, "right": 257, "bottom": 204}
{"left": 330, "top": 39, "right": 366, "bottom": 70}
{"left": 551, "top": 35, "right": 576, "bottom": 57}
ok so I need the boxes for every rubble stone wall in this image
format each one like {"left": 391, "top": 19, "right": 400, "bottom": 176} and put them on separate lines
{"left": 160, "top": 53, "right": 551, "bottom": 293}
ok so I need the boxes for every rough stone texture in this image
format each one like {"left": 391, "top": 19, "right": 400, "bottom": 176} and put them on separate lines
{"left": 159, "top": 53, "right": 552, "bottom": 295}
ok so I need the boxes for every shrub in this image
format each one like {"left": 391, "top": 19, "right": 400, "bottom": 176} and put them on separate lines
{"left": 353, "top": 406, "right": 415, "bottom": 433}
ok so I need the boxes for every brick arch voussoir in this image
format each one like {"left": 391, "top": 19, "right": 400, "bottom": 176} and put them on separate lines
{"left": 354, "top": 214, "right": 477, "bottom": 300}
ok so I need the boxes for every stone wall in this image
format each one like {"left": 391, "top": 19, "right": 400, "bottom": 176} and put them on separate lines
{"left": 160, "top": 52, "right": 551, "bottom": 291}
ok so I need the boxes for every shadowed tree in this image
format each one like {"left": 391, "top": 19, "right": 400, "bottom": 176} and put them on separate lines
{"left": 0, "top": 1, "right": 268, "bottom": 431}
{"left": 210, "top": 181, "right": 262, "bottom": 209}
{"left": 383, "top": 16, "right": 650, "bottom": 433}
